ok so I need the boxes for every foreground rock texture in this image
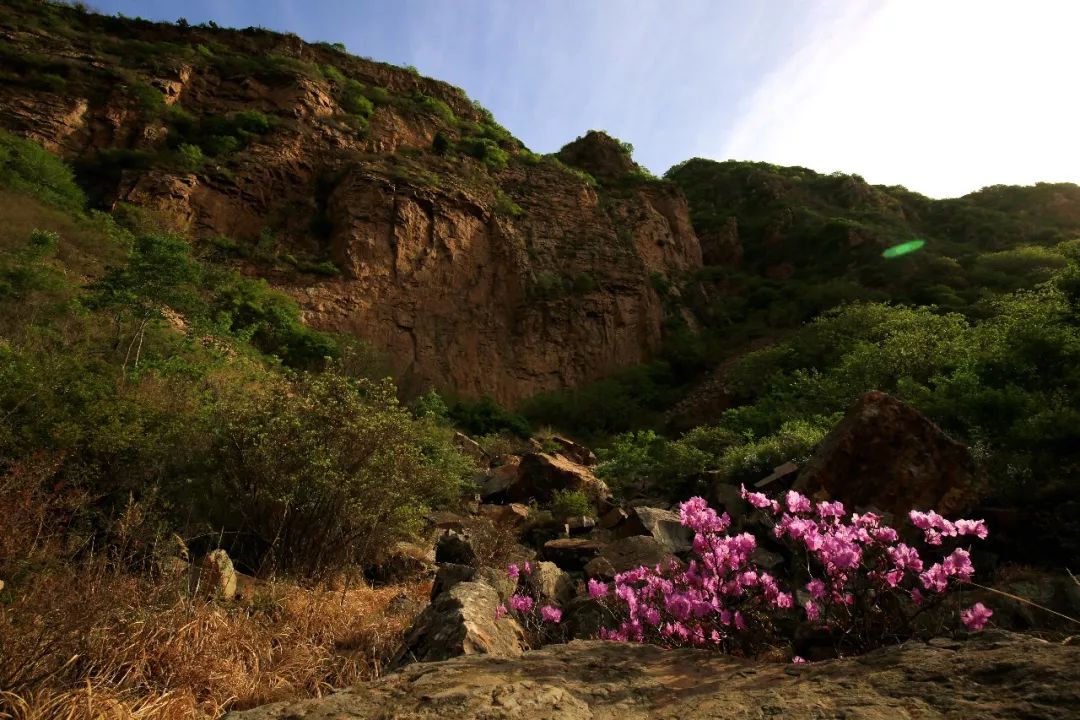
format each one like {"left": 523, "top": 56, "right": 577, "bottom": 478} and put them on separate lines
{"left": 226, "top": 632, "right": 1079, "bottom": 719}
{"left": 0, "top": 2, "right": 701, "bottom": 403}
{"left": 795, "top": 391, "right": 982, "bottom": 518}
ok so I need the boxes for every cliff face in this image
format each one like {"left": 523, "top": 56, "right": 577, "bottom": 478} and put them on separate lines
{"left": 0, "top": 1, "right": 700, "bottom": 404}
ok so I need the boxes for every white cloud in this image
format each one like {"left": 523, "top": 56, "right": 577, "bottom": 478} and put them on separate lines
{"left": 719, "top": 0, "right": 1080, "bottom": 197}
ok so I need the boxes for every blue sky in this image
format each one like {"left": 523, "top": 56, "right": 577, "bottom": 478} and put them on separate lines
{"left": 92, "top": 1, "right": 1079, "bottom": 198}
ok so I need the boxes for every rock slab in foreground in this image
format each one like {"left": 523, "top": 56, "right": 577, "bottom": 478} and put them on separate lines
{"left": 227, "top": 631, "right": 1079, "bottom": 719}
{"left": 390, "top": 581, "right": 524, "bottom": 669}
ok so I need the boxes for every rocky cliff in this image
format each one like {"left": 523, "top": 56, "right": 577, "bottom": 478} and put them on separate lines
{"left": 0, "top": 1, "right": 701, "bottom": 403}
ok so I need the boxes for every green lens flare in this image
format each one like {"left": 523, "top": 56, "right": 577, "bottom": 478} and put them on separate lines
{"left": 882, "top": 239, "right": 926, "bottom": 258}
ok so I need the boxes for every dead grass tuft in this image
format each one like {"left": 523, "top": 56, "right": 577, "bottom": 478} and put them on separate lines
{"left": 0, "top": 459, "right": 431, "bottom": 720}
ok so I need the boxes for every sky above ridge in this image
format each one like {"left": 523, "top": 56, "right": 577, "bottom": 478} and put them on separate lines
{"left": 91, "top": 0, "right": 1080, "bottom": 199}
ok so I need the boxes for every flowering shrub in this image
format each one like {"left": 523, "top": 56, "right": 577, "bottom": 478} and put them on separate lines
{"left": 502, "top": 489, "right": 992, "bottom": 659}
{"left": 495, "top": 562, "right": 567, "bottom": 646}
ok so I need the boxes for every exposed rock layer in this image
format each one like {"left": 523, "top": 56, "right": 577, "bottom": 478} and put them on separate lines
{"left": 0, "top": 5, "right": 702, "bottom": 403}
{"left": 226, "top": 632, "right": 1080, "bottom": 719}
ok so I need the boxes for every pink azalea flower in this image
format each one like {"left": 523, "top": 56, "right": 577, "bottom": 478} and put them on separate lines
{"left": 494, "top": 604, "right": 508, "bottom": 620}
{"left": 741, "top": 484, "right": 773, "bottom": 509}
{"left": 960, "top": 602, "right": 993, "bottom": 631}
{"left": 509, "top": 594, "right": 534, "bottom": 613}
{"left": 540, "top": 605, "right": 563, "bottom": 623}
{"left": 507, "top": 564, "right": 520, "bottom": 579}
{"left": 587, "top": 578, "right": 609, "bottom": 598}
{"left": 785, "top": 490, "right": 812, "bottom": 514}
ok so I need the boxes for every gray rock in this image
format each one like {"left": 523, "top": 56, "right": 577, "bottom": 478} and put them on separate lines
{"left": 615, "top": 506, "right": 692, "bottom": 553}
{"left": 435, "top": 530, "right": 477, "bottom": 566}
{"left": 431, "top": 563, "right": 476, "bottom": 600}
{"left": 525, "top": 561, "right": 575, "bottom": 606}
{"left": 392, "top": 581, "right": 525, "bottom": 668}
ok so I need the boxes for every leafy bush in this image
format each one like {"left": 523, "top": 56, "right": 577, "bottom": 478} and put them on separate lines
{"left": 448, "top": 395, "right": 532, "bottom": 439}
{"left": 0, "top": 130, "right": 85, "bottom": 211}
{"left": 210, "top": 273, "right": 340, "bottom": 368}
{"left": 462, "top": 137, "right": 508, "bottom": 170}
{"left": 549, "top": 489, "right": 594, "bottom": 519}
{"left": 209, "top": 372, "right": 470, "bottom": 576}
{"left": 175, "top": 143, "right": 205, "bottom": 171}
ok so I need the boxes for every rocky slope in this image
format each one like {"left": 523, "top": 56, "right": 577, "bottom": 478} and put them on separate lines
{"left": 0, "top": 1, "right": 700, "bottom": 403}
{"left": 225, "top": 632, "right": 1080, "bottom": 719}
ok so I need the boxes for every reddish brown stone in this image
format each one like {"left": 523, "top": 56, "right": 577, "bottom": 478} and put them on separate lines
{"left": 794, "top": 391, "right": 982, "bottom": 519}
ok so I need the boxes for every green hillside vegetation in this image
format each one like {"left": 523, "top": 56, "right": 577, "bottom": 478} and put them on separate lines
{"left": 0, "top": 130, "right": 474, "bottom": 580}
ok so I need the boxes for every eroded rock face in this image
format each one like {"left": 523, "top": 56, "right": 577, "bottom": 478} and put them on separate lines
{"left": 226, "top": 632, "right": 1080, "bottom": 720}
{"left": 794, "top": 391, "right": 982, "bottom": 519}
{"left": 0, "top": 11, "right": 702, "bottom": 405}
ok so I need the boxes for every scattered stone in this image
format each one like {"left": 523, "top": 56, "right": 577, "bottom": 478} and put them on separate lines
{"left": 431, "top": 563, "right": 476, "bottom": 600}
{"left": 615, "top": 506, "right": 692, "bottom": 553}
{"left": 428, "top": 511, "right": 469, "bottom": 532}
{"left": 227, "top": 632, "right": 1080, "bottom": 720}
{"left": 480, "top": 461, "right": 521, "bottom": 499}
{"left": 599, "top": 535, "right": 676, "bottom": 573}
{"left": 754, "top": 460, "right": 799, "bottom": 489}
{"left": 190, "top": 549, "right": 237, "bottom": 599}
{"left": 566, "top": 516, "right": 596, "bottom": 535}
{"left": 525, "top": 561, "right": 575, "bottom": 606}
{"left": 474, "top": 566, "right": 518, "bottom": 602}
{"left": 794, "top": 391, "right": 982, "bottom": 519}
{"left": 391, "top": 582, "right": 525, "bottom": 668}
{"left": 596, "top": 506, "right": 629, "bottom": 530}
{"left": 477, "top": 502, "right": 531, "bottom": 527}
{"left": 562, "top": 597, "right": 607, "bottom": 640}
{"left": 452, "top": 431, "right": 489, "bottom": 463}
{"left": 583, "top": 556, "right": 617, "bottom": 581}
{"left": 548, "top": 435, "right": 597, "bottom": 466}
{"left": 540, "top": 538, "right": 604, "bottom": 571}
{"left": 435, "top": 531, "right": 478, "bottom": 566}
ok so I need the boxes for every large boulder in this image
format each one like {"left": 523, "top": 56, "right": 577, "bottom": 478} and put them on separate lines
{"left": 598, "top": 535, "right": 677, "bottom": 574}
{"left": 227, "top": 632, "right": 1080, "bottom": 720}
{"left": 614, "top": 506, "right": 692, "bottom": 553}
{"left": 480, "top": 458, "right": 521, "bottom": 499}
{"left": 392, "top": 582, "right": 525, "bottom": 668}
{"left": 794, "top": 391, "right": 982, "bottom": 519}
{"left": 504, "top": 453, "right": 613, "bottom": 509}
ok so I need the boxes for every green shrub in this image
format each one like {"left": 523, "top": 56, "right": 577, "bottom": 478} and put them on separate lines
{"left": 448, "top": 396, "right": 532, "bottom": 439}
{"left": 341, "top": 88, "right": 375, "bottom": 118}
{"left": 208, "top": 372, "right": 471, "bottom": 576}
{"left": 549, "top": 489, "right": 593, "bottom": 519}
{"left": 413, "top": 94, "right": 456, "bottom": 124}
{"left": 210, "top": 273, "right": 340, "bottom": 369}
{"left": 126, "top": 80, "right": 164, "bottom": 113}
{"left": 492, "top": 189, "right": 522, "bottom": 218}
{"left": 462, "top": 137, "right": 508, "bottom": 170}
{"left": 0, "top": 130, "right": 85, "bottom": 211}
{"left": 175, "top": 143, "right": 204, "bottom": 171}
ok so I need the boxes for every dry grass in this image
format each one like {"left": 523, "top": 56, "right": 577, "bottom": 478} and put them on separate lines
{"left": 0, "top": 458, "right": 431, "bottom": 720}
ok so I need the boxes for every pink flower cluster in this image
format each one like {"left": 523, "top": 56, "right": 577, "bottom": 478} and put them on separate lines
{"left": 585, "top": 490, "right": 991, "bottom": 654}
